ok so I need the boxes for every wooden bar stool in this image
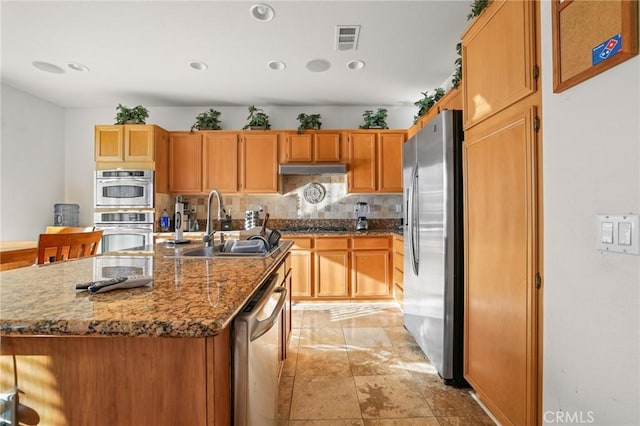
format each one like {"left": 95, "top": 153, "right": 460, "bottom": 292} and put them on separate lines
{"left": 37, "top": 230, "right": 103, "bottom": 264}
{"left": 45, "top": 226, "right": 95, "bottom": 234}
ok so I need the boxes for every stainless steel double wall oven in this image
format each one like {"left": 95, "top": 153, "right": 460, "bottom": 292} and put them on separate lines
{"left": 94, "top": 169, "right": 155, "bottom": 253}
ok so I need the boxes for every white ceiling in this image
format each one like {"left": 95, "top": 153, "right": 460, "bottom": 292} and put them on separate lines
{"left": 1, "top": 0, "right": 472, "bottom": 108}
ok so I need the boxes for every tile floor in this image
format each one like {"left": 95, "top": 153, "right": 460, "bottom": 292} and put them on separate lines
{"left": 278, "top": 303, "right": 496, "bottom": 426}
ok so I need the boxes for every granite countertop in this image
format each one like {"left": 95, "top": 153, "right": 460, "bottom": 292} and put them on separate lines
{"left": 0, "top": 240, "right": 293, "bottom": 338}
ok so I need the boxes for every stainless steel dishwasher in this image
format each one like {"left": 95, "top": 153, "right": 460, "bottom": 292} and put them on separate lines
{"left": 233, "top": 271, "right": 286, "bottom": 426}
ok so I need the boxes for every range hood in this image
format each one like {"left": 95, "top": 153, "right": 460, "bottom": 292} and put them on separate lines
{"left": 279, "top": 163, "right": 347, "bottom": 175}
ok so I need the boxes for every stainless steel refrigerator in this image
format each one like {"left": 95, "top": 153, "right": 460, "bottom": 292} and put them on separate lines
{"left": 402, "top": 109, "right": 465, "bottom": 386}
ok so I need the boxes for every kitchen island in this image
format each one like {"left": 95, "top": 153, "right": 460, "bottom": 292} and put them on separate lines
{"left": 0, "top": 239, "right": 293, "bottom": 425}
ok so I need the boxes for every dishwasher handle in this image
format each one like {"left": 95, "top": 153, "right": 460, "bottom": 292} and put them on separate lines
{"left": 250, "top": 286, "right": 287, "bottom": 342}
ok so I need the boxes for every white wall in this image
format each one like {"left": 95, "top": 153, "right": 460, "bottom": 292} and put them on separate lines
{"left": 541, "top": 2, "right": 640, "bottom": 425}
{"left": 1, "top": 84, "right": 65, "bottom": 240}
{"left": 64, "top": 105, "right": 414, "bottom": 226}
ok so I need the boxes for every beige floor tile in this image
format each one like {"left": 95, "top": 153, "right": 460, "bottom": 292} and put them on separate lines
{"left": 436, "top": 416, "right": 495, "bottom": 425}
{"left": 282, "top": 344, "right": 298, "bottom": 377}
{"left": 347, "top": 347, "right": 409, "bottom": 376}
{"left": 364, "top": 418, "right": 440, "bottom": 426}
{"left": 296, "top": 346, "right": 352, "bottom": 376}
{"left": 383, "top": 326, "right": 419, "bottom": 346}
{"left": 344, "top": 327, "right": 393, "bottom": 348}
{"left": 340, "top": 315, "right": 383, "bottom": 328}
{"left": 290, "top": 376, "right": 362, "bottom": 420}
{"left": 302, "top": 310, "right": 343, "bottom": 328}
{"left": 354, "top": 375, "right": 433, "bottom": 419}
{"left": 278, "top": 376, "right": 295, "bottom": 420}
{"left": 422, "top": 387, "right": 487, "bottom": 418}
{"left": 289, "top": 420, "right": 364, "bottom": 426}
{"left": 299, "top": 327, "right": 346, "bottom": 348}
{"left": 376, "top": 310, "right": 405, "bottom": 327}
{"left": 292, "top": 309, "right": 304, "bottom": 328}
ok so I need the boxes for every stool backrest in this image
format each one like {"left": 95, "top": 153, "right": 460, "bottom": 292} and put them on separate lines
{"left": 37, "top": 230, "right": 103, "bottom": 264}
{"left": 45, "top": 226, "right": 95, "bottom": 234}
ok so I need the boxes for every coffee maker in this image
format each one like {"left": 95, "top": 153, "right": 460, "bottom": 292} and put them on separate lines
{"left": 354, "top": 201, "right": 370, "bottom": 231}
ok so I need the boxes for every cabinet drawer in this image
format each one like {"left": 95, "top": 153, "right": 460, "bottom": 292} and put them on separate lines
{"left": 393, "top": 268, "right": 403, "bottom": 288}
{"left": 288, "top": 238, "right": 313, "bottom": 250}
{"left": 315, "top": 237, "right": 349, "bottom": 250}
{"left": 393, "top": 253, "right": 403, "bottom": 272}
{"left": 394, "top": 282, "right": 404, "bottom": 305}
{"left": 351, "top": 237, "right": 390, "bottom": 250}
{"left": 393, "top": 237, "right": 404, "bottom": 254}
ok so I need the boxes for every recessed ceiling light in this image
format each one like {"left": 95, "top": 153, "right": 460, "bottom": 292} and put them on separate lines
{"left": 250, "top": 3, "right": 275, "bottom": 21}
{"left": 32, "top": 61, "right": 65, "bottom": 74}
{"left": 346, "top": 60, "right": 365, "bottom": 70}
{"left": 67, "top": 62, "right": 90, "bottom": 72}
{"left": 189, "top": 60, "right": 208, "bottom": 71}
{"left": 268, "top": 60, "right": 286, "bottom": 71}
{"left": 306, "top": 59, "right": 331, "bottom": 73}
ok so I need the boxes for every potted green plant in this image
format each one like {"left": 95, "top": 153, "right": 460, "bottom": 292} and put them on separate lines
{"left": 296, "top": 113, "right": 322, "bottom": 134}
{"left": 413, "top": 88, "right": 446, "bottom": 124}
{"left": 191, "top": 108, "right": 222, "bottom": 131}
{"left": 114, "top": 103, "right": 149, "bottom": 125}
{"left": 242, "top": 105, "right": 271, "bottom": 130}
{"left": 360, "top": 108, "right": 389, "bottom": 129}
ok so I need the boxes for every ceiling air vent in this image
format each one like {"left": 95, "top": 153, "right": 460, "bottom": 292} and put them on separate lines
{"left": 336, "top": 25, "right": 360, "bottom": 51}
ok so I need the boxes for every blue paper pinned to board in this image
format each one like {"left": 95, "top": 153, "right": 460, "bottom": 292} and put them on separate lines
{"left": 592, "top": 34, "right": 622, "bottom": 65}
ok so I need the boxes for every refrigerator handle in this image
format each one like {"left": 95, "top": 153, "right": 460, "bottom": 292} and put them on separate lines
{"left": 410, "top": 164, "right": 419, "bottom": 275}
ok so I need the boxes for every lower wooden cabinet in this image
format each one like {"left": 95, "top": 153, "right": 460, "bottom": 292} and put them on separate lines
{"left": 351, "top": 236, "right": 391, "bottom": 299}
{"left": 0, "top": 331, "right": 231, "bottom": 425}
{"left": 314, "top": 237, "right": 350, "bottom": 298}
{"left": 289, "top": 238, "right": 314, "bottom": 299}
{"left": 288, "top": 235, "right": 393, "bottom": 301}
{"left": 392, "top": 236, "right": 404, "bottom": 306}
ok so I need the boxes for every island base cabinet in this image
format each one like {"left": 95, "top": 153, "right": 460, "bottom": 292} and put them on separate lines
{"left": 0, "top": 330, "right": 231, "bottom": 426}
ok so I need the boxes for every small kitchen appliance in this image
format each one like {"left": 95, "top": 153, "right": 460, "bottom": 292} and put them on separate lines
{"left": 169, "top": 196, "right": 190, "bottom": 244}
{"left": 354, "top": 202, "right": 370, "bottom": 231}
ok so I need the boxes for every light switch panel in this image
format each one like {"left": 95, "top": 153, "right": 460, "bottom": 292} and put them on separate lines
{"left": 618, "top": 222, "right": 632, "bottom": 245}
{"left": 596, "top": 214, "right": 640, "bottom": 255}
{"left": 601, "top": 222, "right": 614, "bottom": 243}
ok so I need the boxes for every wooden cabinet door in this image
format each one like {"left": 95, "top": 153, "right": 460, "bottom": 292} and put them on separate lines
{"left": 314, "top": 133, "right": 341, "bottom": 162}
{"left": 315, "top": 251, "right": 349, "bottom": 298}
{"left": 348, "top": 132, "right": 377, "bottom": 193}
{"left": 377, "top": 133, "right": 404, "bottom": 192}
{"left": 240, "top": 133, "right": 279, "bottom": 193}
{"left": 462, "top": 0, "right": 537, "bottom": 129}
{"left": 351, "top": 250, "right": 390, "bottom": 298}
{"left": 463, "top": 103, "right": 539, "bottom": 426}
{"left": 203, "top": 132, "right": 238, "bottom": 193}
{"left": 286, "top": 134, "right": 313, "bottom": 162}
{"left": 290, "top": 249, "right": 313, "bottom": 299}
{"left": 124, "top": 125, "right": 154, "bottom": 162}
{"left": 154, "top": 127, "right": 169, "bottom": 193}
{"left": 289, "top": 238, "right": 313, "bottom": 299}
{"left": 169, "top": 132, "right": 203, "bottom": 194}
{"left": 95, "top": 125, "right": 123, "bottom": 161}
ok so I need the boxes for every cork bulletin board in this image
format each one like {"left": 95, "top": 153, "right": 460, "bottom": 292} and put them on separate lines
{"left": 552, "top": 0, "right": 638, "bottom": 93}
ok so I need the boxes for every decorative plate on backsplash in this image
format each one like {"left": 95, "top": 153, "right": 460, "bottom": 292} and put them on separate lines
{"left": 303, "top": 182, "right": 326, "bottom": 204}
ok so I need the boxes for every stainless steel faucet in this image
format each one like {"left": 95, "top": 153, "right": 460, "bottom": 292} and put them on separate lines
{"left": 203, "top": 189, "right": 226, "bottom": 247}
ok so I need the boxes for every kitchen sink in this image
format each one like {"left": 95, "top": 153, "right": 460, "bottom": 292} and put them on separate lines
{"left": 176, "top": 241, "right": 280, "bottom": 258}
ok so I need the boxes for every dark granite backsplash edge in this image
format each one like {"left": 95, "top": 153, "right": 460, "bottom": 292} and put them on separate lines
{"left": 186, "top": 218, "right": 402, "bottom": 232}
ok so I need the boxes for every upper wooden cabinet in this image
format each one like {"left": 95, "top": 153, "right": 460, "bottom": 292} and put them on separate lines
{"left": 239, "top": 133, "right": 279, "bottom": 193}
{"left": 168, "top": 132, "right": 203, "bottom": 194}
{"left": 95, "top": 125, "right": 156, "bottom": 162}
{"left": 95, "top": 124, "right": 169, "bottom": 192}
{"left": 168, "top": 131, "right": 279, "bottom": 195}
{"left": 283, "top": 131, "right": 342, "bottom": 163}
{"left": 462, "top": 0, "right": 537, "bottom": 129}
{"left": 203, "top": 132, "right": 239, "bottom": 193}
{"left": 347, "top": 131, "right": 404, "bottom": 193}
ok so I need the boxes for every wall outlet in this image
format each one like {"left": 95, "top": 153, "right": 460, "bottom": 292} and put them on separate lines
{"left": 395, "top": 204, "right": 402, "bottom": 213}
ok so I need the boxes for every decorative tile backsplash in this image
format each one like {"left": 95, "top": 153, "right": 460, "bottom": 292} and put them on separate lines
{"left": 156, "top": 175, "right": 403, "bottom": 223}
